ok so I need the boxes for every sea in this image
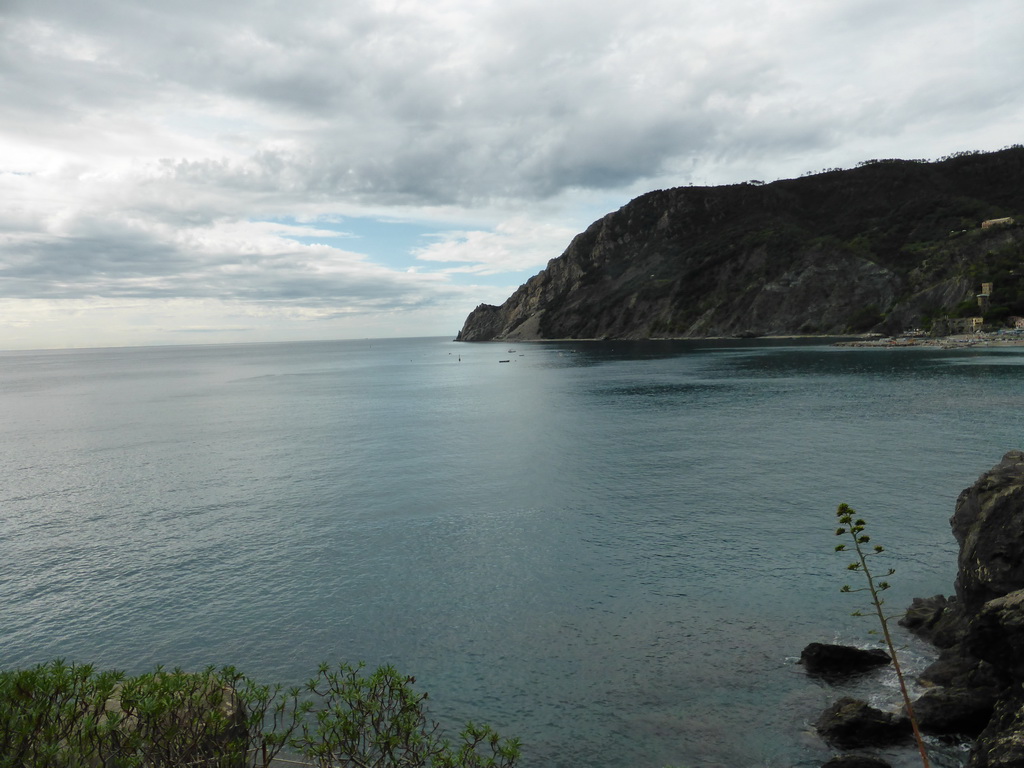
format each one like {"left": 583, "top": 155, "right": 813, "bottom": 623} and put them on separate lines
{"left": 2, "top": 336, "right": 1022, "bottom": 768}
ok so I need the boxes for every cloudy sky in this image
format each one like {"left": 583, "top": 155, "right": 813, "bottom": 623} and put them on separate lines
{"left": 2, "top": 0, "right": 1022, "bottom": 349}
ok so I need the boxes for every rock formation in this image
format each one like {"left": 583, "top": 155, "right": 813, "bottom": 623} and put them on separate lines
{"left": 821, "top": 757, "right": 893, "bottom": 768}
{"left": 952, "top": 450, "right": 1024, "bottom": 613}
{"left": 816, "top": 698, "right": 910, "bottom": 749}
{"left": 816, "top": 450, "right": 1024, "bottom": 767}
{"left": 457, "top": 148, "right": 1024, "bottom": 342}
{"left": 800, "top": 643, "right": 892, "bottom": 679}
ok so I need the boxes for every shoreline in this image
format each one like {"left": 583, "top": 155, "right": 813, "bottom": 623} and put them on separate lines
{"left": 834, "top": 332, "right": 1024, "bottom": 349}
{"left": 462, "top": 332, "right": 1024, "bottom": 348}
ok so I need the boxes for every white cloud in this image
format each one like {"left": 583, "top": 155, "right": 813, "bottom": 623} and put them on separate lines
{"left": 413, "top": 219, "right": 578, "bottom": 275}
{"left": 0, "top": 0, "right": 1022, "bottom": 348}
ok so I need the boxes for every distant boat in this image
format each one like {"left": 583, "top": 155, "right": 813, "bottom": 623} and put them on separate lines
{"left": 499, "top": 359, "right": 511, "bottom": 363}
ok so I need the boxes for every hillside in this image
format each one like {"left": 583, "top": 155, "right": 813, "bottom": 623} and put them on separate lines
{"left": 456, "top": 147, "right": 1024, "bottom": 341}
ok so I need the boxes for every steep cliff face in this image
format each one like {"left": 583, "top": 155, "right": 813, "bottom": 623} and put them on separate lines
{"left": 457, "top": 148, "right": 1024, "bottom": 341}
{"left": 898, "top": 451, "right": 1024, "bottom": 768}
{"left": 953, "top": 451, "right": 1024, "bottom": 613}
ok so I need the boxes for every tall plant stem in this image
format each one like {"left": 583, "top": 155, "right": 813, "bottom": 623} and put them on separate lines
{"left": 845, "top": 524, "right": 931, "bottom": 768}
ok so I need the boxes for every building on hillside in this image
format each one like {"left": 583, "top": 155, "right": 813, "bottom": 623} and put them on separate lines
{"left": 951, "top": 317, "right": 985, "bottom": 334}
{"left": 978, "top": 282, "right": 993, "bottom": 312}
{"left": 981, "top": 217, "right": 1015, "bottom": 228}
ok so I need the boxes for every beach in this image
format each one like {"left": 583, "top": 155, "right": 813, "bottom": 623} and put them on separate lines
{"left": 836, "top": 331, "right": 1024, "bottom": 348}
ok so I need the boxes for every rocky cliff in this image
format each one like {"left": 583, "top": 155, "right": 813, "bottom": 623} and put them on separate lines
{"left": 457, "top": 147, "right": 1024, "bottom": 341}
{"left": 824, "top": 451, "right": 1024, "bottom": 768}
{"left": 917, "top": 450, "right": 1024, "bottom": 768}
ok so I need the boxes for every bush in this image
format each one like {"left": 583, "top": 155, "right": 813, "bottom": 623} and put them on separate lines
{"left": 0, "top": 660, "right": 517, "bottom": 768}
{"left": 0, "top": 660, "right": 303, "bottom": 767}
{"left": 0, "top": 659, "right": 122, "bottom": 767}
{"left": 295, "top": 663, "right": 520, "bottom": 768}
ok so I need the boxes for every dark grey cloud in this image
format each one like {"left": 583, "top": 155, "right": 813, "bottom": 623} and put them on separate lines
{"left": 8, "top": 0, "right": 1021, "bottom": 204}
{"left": 0, "top": 0, "right": 802, "bottom": 203}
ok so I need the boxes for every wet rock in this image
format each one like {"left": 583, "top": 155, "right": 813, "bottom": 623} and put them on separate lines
{"left": 966, "top": 589, "right": 1024, "bottom": 680}
{"left": 969, "top": 686, "right": 1024, "bottom": 768}
{"left": 800, "top": 643, "right": 891, "bottom": 678}
{"left": 815, "top": 697, "right": 910, "bottom": 749}
{"left": 900, "top": 594, "right": 968, "bottom": 648}
{"left": 919, "top": 646, "right": 1000, "bottom": 689}
{"left": 912, "top": 685, "right": 999, "bottom": 737}
{"left": 821, "top": 756, "right": 892, "bottom": 768}
{"left": 902, "top": 594, "right": 949, "bottom": 633}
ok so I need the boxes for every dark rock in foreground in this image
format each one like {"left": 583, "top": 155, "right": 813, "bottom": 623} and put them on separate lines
{"left": 821, "top": 756, "right": 892, "bottom": 768}
{"left": 900, "top": 594, "right": 968, "bottom": 648}
{"left": 930, "top": 452, "right": 1024, "bottom": 764}
{"left": 918, "top": 647, "right": 999, "bottom": 690}
{"left": 966, "top": 589, "right": 1024, "bottom": 681}
{"left": 913, "top": 686, "right": 999, "bottom": 737}
{"left": 813, "top": 450, "right": 1024, "bottom": 764}
{"left": 952, "top": 450, "right": 1024, "bottom": 612}
{"left": 800, "top": 643, "right": 891, "bottom": 678}
{"left": 972, "top": 687, "right": 1024, "bottom": 768}
{"left": 815, "top": 697, "right": 910, "bottom": 749}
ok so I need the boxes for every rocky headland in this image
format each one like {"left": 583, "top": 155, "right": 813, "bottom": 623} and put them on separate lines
{"left": 457, "top": 148, "right": 1024, "bottom": 342}
{"left": 811, "top": 450, "right": 1024, "bottom": 767}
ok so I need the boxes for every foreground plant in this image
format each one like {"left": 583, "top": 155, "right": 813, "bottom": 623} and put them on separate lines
{"left": 295, "top": 662, "right": 520, "bottom": 768}
{"left": 0, "top": 660, "right": 306, "bottom": 767}
{"left": 834, "top": 503, "right": 931, "bottom": 768}
{"left": 0, "top": 659, "right": 121, "bottom": 767}
{"left": 0, "top": 659, "right": 518, "bottom": 768}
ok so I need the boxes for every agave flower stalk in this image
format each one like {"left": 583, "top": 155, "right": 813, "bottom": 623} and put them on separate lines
{"left": 834, "top": 503, "right": 931, "bottom": 768}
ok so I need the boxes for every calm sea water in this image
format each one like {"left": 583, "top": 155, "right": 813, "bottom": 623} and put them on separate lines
{"left": 2, "top": 337, "right": 1022, "bottom": 768}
